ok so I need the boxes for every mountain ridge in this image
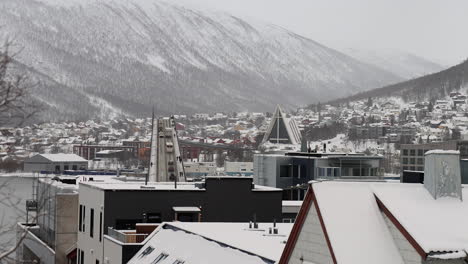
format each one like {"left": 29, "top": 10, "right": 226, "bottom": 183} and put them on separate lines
{"left": 1, "top": 0, "right": 404, "bottom": 121}
{"left": 328, "top": 58, "right": 468, "bottom": 105}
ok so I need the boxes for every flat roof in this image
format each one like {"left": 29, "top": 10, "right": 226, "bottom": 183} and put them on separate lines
{"left": 172, "top": 206, "right": 201, "bottom": 212}
{"left": 81, "top": 181, "right": 204, "bottom": 191}
{"left": 282, "top": 200, "right": 303, "bottom": 207}
{"left": 81, "top": 180, "right": 281, "bottom": 192}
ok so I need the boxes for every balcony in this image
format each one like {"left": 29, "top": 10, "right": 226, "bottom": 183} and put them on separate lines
{"left": 107, "top": 223, "right": 158, "bottom": 244}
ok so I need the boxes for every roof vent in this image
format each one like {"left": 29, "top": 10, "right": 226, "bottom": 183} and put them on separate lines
{"left": 424, "top": 150, "right": 462, "bottom": 201}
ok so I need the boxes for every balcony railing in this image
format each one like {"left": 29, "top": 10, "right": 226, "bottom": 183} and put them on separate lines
{"left": 107, "top": 227, "right": 149, "bottom": 243}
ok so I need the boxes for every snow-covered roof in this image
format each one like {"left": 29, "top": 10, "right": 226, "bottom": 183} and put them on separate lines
{"left": 39, "top": 153, "right": 87, "bottom": 162}
{"left": 128, "top": 222, "right": 293, "bottom": 264}
{"left": 313, "top": 182, "right": 404, "bottom": 264}
{"left": 172, "top": 206, "right": 200, "bottom": 212}
{"left": 373, "top": 183, "right": 468, "bottom": 255}
{"left": 82, "top": 181, "right": 204, "bottom": 191}
{"left": 281, "top": 200, "right": 303, "bottom": 206}
{"left": 425, "top": 150, "right": 460, "bottom": 155}
{"left": 81, "top": 180, "right": 280, "bottom": 192}
{"left": 282, "top": 181, "right": 468, "bottom": 263}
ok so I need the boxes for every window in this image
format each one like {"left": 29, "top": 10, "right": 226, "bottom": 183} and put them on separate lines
{"left": 80, "top": 249, "right": 84, "bottom": 264}
{"left": 410, "top": 149, "right": 416, "bottom": 156}
{"left": 417, "top": 149, "right": 424, "bottom": 156}
{"left": 280, "top": 165, "right": 291, "bottom": 177}
{"left": 152, "top": 253, "right": 169, "bottom": 264}
{"left": 417, "top": 158, "right": 423, "bottom": 165}
{"left": 96, "top": 260, "right": 100, "bottom": 264}
{"left": 403, "top": 149, "right": 408, "bottom": 156}
{"left": 79, "top": 205, "right": 83, "bottom": 232}
{"left": 99, "top": 212, "right": 103, "bottom": 242}
{"left": 64, "top": 165, "right": 69, "bottom": 170}
{"left": 139, "top": 246, "right": 154, "bottom": 258}
{"left": 83, "top": 206, "right": 86, "bottom": 232}
{"left": 293, "top": 165, "right": 300, "bottom": 178}
{"left": 72, "top": 165, "right": 78, "bottom": 170}
{"left": 410, "top": 158, "right": 415, "bottom": 164}
{"left": 78, "top": 249, "right": 80, "bottom": 264}
{"left": 402, "top": 158, "right": 408, "bottom": 164}
{"left": 417, "top": 166, "right": 424, "bottom": 171}
{"left": 410, "top": 166, "right": 416, "bottom": 171}
{"left": 90, "top": 208, "right": 94, "bottom": 238}
{"left": 146, "top": 213, "right": 162, "bottom": 223}
{"left": 403, "top": 166, "right": 409, "bottom": 171}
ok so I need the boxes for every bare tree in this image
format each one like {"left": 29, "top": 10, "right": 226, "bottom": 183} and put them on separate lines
{"left": 0, "top": 38, "right": 43, "bottom": 262}
{"left": 0, "top": 39, "right": 41, "bottom": 127}
{"left": 0, "top": 176, "right": 55, "bottom": 263}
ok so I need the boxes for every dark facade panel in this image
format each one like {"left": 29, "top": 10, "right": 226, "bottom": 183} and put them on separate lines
{"left": 103, "top": 178, "right": 282, "bottom": 234}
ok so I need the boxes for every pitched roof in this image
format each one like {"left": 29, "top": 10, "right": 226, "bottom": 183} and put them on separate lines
{"left": 262, "top": 105, "right": 301, "bottom": 145}
{"left": 39, "top": 153, "right": 87, "bottom": 162}
{"left": 373, "top": 183, "right": 468, "bottom": 254}
{"left": 280, "top": 181, "right": 468, "bottom": 264}
{"left": 128, "top": 222, "right": 293, "bottom": 264}
{"left": 313, "top": 182, "right": 403, "bottom": 264}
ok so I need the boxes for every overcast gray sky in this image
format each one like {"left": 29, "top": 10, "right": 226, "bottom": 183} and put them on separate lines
{"left": 174, "top": 0, "right": 468, "bottom": 66}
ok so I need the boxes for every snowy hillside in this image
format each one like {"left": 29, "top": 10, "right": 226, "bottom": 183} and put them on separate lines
{"left": 0, "top": 0, "right": 402, "bottom": 121}
{"left": 329, "top": 58, "right": 468, "bottom": 105}
{"left": 344, "top": 48, "right": 444, "bottom": 79}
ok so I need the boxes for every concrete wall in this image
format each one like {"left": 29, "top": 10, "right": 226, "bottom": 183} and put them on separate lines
{"left": 225, "top": 161, "right": 254, "bottom": 175}
{"left": 289, "top": 201, "right": 334, "bottom": 264}
{"left": 103, "top": 237, "right": 143, "bottom": 264}
{"left": 103, "top": 237, "right": 123, "bottom": 264}
{"left": 254, "top": 154, "right": 278, "bottom": 187}
{"left": 55, "top": 193, "right": 78, "bottom": 264}
{"left": 424, "top": 152, "right": 461, "bottom": 200}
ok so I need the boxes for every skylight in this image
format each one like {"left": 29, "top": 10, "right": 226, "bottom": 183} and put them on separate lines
{"left": 139, "top": 246, "right": 154, "bottom": 258}
{"left": 151, "top": 253, "right": 169, "bottom": 264}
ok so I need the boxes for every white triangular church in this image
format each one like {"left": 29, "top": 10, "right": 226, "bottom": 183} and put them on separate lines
{"left": 262, "top": 105, "right": 302, "bottom": 145}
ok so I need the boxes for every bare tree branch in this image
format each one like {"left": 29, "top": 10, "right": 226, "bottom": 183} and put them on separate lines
{"left": 0, "top": 39, "right": 42, "bottom": 127}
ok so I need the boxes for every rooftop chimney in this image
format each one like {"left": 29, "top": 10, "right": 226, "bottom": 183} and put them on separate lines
{"left": 424, "top": 150, "right": 462, "bottom": 201}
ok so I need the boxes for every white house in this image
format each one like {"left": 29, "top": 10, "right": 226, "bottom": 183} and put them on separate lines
{"left": 279, "top": 150, "right": 467, "bottom": 264}
{"left": 24, "top": 153, "right": 88, "bottom": 172}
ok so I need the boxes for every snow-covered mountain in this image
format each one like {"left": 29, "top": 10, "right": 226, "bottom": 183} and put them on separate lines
{"left": 344, "top": 48, "right": 444, "bottom": 80}
{"left": 329, "top": 58, "right": 468, "bottom": 105}
{"left": 0, "top": 0, "right": 403, "bottom": 121}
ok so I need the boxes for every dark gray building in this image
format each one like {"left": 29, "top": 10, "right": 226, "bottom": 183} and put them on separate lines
{"left": 254, "top": 152, "right": 383, "bottom": 200}
{"left": 77, "top": 177, "right": 282, "bottom": 264}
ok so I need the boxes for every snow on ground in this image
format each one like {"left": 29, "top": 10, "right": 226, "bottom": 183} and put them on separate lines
{"left": 146, "top": 54, "right": 171, "bottom": 73}
{"left": 85, "top": 93, "right": 127, "bottom": 120}
{"left": 309, "top": 133, "right": 389, "bottom": 154}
